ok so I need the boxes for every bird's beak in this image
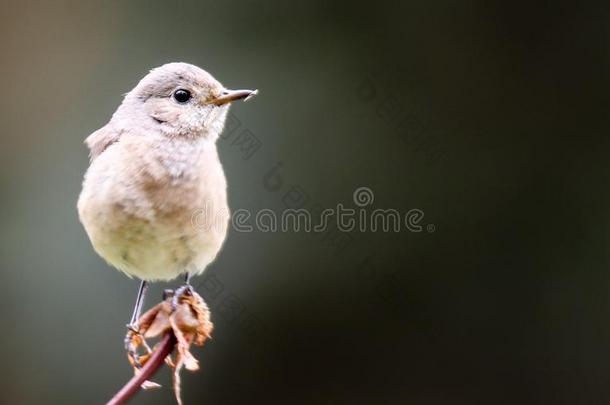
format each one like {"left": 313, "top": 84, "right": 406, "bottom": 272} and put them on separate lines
{"left": 208, "top": 89, "right": 258, "bottom": 106}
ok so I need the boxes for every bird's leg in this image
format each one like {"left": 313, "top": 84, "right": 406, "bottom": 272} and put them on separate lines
{"left": 125, "top": 280, "right": 148, "bottom": 367}
{"left": 128, "top": 280, "right": 149, "bottom": 330}
{"left": 184, "top": 272, "right": 192, "bottom": 286}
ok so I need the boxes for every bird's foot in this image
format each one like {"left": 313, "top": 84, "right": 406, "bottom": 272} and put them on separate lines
{"left": 125, "top": 323, "right": 146, "bottom": 369}
{"left": 125, "top": 324, "right": 142, "bottom": 369}
{"left": 172, "top": 284, "right": 194, "bottom": 309}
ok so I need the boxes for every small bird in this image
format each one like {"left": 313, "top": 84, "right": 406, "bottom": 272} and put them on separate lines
{"left": 78, "top": 62, "right": 256, "bottom": 329}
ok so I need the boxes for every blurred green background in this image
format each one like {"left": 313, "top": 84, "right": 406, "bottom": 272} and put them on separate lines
{"left": 1, "top": 0, "right": 609, "bottom": 404}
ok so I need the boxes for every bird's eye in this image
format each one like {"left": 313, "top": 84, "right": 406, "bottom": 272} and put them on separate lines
{"left": 173, "top": 89, "right": 192, "bottom": 103}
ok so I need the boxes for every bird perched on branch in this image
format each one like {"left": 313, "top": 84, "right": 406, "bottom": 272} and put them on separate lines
{"left": 78, "top": 62, "right": 257, "bottom": 330}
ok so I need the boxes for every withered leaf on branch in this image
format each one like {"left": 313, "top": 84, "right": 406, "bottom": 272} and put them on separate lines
{"left": 125, "top": 287, "right": 213, "bottom": 405}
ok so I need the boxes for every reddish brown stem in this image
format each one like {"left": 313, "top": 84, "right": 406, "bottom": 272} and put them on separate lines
{"left": 107, "top": 332, "right": 177, "bottom": 405}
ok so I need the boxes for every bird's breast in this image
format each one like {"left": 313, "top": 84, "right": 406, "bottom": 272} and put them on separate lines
{"left": 78, "top": 136, "right": 229, "bottom": 280}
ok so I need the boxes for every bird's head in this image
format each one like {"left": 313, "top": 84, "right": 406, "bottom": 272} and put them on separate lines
{"left": 119, "top": 62, "right": 256, "bottom": 140}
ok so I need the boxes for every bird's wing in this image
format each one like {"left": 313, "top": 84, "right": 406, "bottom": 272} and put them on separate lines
{"left": 85, "top": 125, "right": 123, "bottom": 161}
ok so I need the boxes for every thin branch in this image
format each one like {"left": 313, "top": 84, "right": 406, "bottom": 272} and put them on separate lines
{"left": 107, "top": 332, "right": 177, "bottom": 405}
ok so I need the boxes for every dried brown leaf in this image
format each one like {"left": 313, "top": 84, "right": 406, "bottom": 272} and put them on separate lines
{"left": 124, "top": 287, "right": 213, "bottom": 404}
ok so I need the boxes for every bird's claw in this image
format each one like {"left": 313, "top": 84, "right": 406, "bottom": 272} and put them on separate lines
{"left": 172, "top": 284, "right": 194, "bottom": 310}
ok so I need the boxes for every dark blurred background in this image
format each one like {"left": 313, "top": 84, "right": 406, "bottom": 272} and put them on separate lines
{"left": 1, "top": 1, "right": 609, "bottom": 404}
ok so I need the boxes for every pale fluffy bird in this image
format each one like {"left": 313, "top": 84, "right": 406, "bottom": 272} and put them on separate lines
{"left": 78, "top": 62, "right": 256, "bottom": 326}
